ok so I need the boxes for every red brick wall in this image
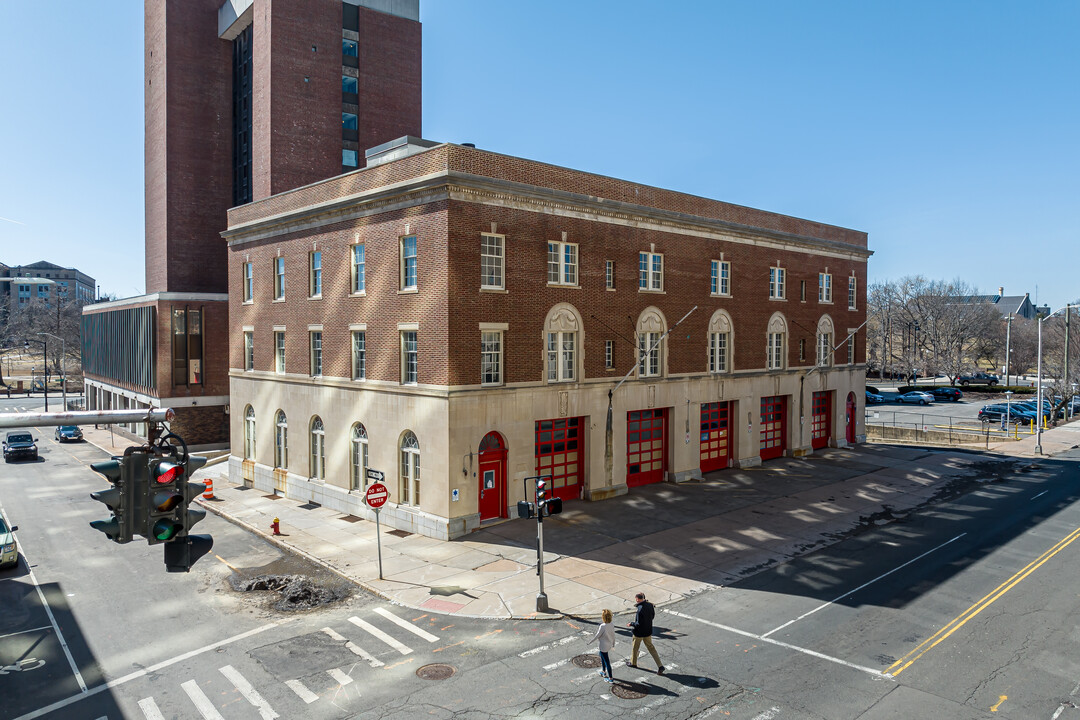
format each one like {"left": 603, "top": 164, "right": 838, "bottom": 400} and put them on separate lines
{"left": 356, "top": 5, "right": 422, "bottom": 158}
{"left": 156, "top": 299, "right": 230, "bottom": 398}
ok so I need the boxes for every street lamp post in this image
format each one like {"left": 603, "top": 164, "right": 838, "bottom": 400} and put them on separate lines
{"left": 1004, "top": 390, "right": 1013, "bottom": 432}
{"left": 1004, "top": 313, "right": 1013, "bottom": 387}
{"left": 37, "top": 332, "right": 66, "bottom": 409}
{"left": 1035, "top": 304, "right": 1080, "bottom": 454}
{"left": 24, "top": 338, "right": 47, "bottom": 412}
{"left": 912, "top": 321, "right": 920, "bottom": 388}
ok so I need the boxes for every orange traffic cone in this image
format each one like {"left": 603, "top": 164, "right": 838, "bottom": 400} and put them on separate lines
{"left": 202, "top": 476, "right": 215, "bottom": 500}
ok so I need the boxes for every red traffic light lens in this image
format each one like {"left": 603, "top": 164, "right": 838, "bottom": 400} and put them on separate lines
{"left": 155, "top": 462, "right": 184, "bottom": 484}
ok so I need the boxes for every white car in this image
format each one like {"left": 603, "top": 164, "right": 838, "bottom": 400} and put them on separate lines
{"left": 898, "top": 391, "right": 934, "bottom": 405}
{"left": 0, "top": 515, "right": 18, "bottom": 569}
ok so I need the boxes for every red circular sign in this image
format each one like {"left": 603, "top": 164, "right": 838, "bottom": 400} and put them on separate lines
{"left": 365, "top": 482, "right": 389, "bottom": 508}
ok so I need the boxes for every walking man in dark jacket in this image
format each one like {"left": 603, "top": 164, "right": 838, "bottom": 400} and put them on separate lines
{"left": 627, "top": 592, "right": 664, "bottom": 674}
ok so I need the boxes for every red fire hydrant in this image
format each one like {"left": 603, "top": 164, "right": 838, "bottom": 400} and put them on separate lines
{"left": 271, "top": 517, "right": 282, "bottom": 536}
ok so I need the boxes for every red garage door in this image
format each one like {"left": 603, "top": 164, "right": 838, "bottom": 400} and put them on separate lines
{"left": 627, "top": 408, "right": 666, "bottom": 487}
{"left": 535, "top": 417, "right": 583, "bottom": 501}
{"left": 811, "top": 391, "right": 832, "bottom": 450}
{"left": 700, "top": 402, "right": 731, "bottom": 473}
{"left": 759, "top": 396, "right": 787, "bottom": 461}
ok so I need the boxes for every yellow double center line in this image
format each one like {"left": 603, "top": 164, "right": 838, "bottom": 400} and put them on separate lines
{"left": 887, "top": 525, "right": 1080, "bottom": 677}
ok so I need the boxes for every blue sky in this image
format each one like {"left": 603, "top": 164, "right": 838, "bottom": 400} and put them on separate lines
{"left": 2, "top": 1, "right": 1077, "bottom": 307}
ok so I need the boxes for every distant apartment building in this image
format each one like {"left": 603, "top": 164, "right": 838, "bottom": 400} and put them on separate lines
{"left": 81, "top": 0, "right": 422, "bottom": 446}
{"left": 0, "top": 261, "right": 96, "bottom": 321}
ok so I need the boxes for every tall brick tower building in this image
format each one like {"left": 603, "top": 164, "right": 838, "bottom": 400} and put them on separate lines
{"left": 83, "top": 0, "right": 422, "bottom": 445}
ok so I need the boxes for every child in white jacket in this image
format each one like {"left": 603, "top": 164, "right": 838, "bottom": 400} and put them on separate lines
{"left": 587, "top": 609, "right": 616, "bottom": 682}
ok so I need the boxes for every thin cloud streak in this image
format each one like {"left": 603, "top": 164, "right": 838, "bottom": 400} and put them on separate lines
{"left": 0, "top": 216, "right": 26, "bottom": 226}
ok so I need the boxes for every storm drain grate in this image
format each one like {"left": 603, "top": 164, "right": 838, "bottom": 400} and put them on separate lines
{"left": 571, "top": 654, "right": 602, "bottom": 668}
{"left": 263, "top": 494, "right": 283, "bottom": 500}
{"left": 416, "top": 664, "right": 455, "bottom": 680}
{"left": 298, "top": 502, "right": 322, "bottom": 510}
{"left": 340, "top": 515, "right": 363, "bottom": 523}
{"left": 611, "top": 681, "right": 650, "bottom": 699}
{"left": 387, "top": 529, "right": 413, "bottom": 538}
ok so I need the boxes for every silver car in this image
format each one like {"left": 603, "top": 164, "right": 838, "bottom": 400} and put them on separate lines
{"left": 898, "top": 391, "right": 934, "bottom": 405}
{"left": 0, "top": 515, "right": 18, "bottom": 569}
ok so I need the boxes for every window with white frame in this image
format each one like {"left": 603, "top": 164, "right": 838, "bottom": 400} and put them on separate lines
{"left": 309, "top": 416, "right": 325, "bottom": 480}
{"left": 309, "top": 331, "right": 322, "bottom": 376}
{"left": 401, "top": 330, "right": 418, "bottom": 384}
{"left": 481, "top": 233, "right": 504, "bottom": 289}
{"left": 636, "top": 308, "right": 666, "bottom": 378}
{"left": 819, "top": 272, "right": 832, "bottom": 303}
{"left": 605, "top": 260, "right": 615, "bottom": 290}
{"left": 766, "top": 313, "right": 787, "bottom": 369}
{"left": 351, "top": 330, "right": 366, "bottom": 380}
{"left": 243, "top": 331, "right": 254, "bottom": 371}
{"left": 400, "top": 431, "right": 420, "bottom": 505}
{"left": 605, "top": 340, "right": 614, "bottom": 369}
{"left": 274, "top": 410, "right": 288, "bottom": 469}
{"left": 711, "top": 260, "right": 730, "bottom": 296}
{"left": 273, "top": 257, "right": 285, "bottom": 300}
{"left": 769, "top": 266, "right": 786, "bottom": 300}
{"left": 400, "top": 235, "right": 417, "bottom": 290}
{"left": 639, "top": 251, "right": 664, "bottom": 291}
{"left": 545, "top": 305, "right": 581, "bottom": 382}
{"left": 243, "top": 406, "right": 256, "bottom": 460}
{"left": 274, "top": 331, "right": 285, "bottom": 373}
{"left": 242, "top": 262, "right": 253, "bottom": 302}
{"left": 481, "top": 331, "right": 502, "bottom": 385}
{"left": 350, "top": 423, "right": 369, "bottom": 491}
{"left": 847, "top": 333, "right": 856, "bottom": 364}
{"left": 848, "top": 276, "right": 858, "bottom": 310}
{"left": 352, "top": 244, "right": 365, "bottom": 294}
{"left": 817, "top": 316, "right": 834, "bottom": 366}
{"left": 547, "top": 241, "right": 578, "bottom": 286}
{"left": 309, "top": 250, "right": 322, "bottom": 297}
{"left": 799, "top": 338, "right": 806, "bottom": 362}
{"left": 708, "top": 309, "right": 732, "bottom": 374}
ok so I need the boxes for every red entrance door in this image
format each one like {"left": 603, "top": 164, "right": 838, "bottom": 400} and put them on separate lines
{"left": 700, "top": 402, "right": 731, "bottom": 473}
{"left": 535, "top": 417, "right": 583, "bottom": 502}
{"left": 478, "top": 432, "right": 506, "bottom": 521}
{"left": 759, "top": 396, "right": 787, "bottom": 461}
{"left": 846, "top": 392, "right": 857, "bottom": 444}
{"left": 811, "top": 391, "right": 832, "bottom": 450}
{"left": 627, "top": 408, "right": 667, "bottom": 487}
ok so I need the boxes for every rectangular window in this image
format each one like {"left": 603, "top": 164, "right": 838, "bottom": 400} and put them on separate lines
{"left": 605, "top": 260, "right": 615, "bottom": 290}
{"left": 770, "top": 266, "right": 786, "bottom": 300}
{"left": 274, "top": 331, "right": 285, "bottom": 373}
{"left": 817, "top": 332, "right": 832, "bottom": 366}
{"left": 800, "top": 280, "right": 806, "bottom": 302}
{"left": 848, "top": 276, "right": 858, "bottom": 310}
{"left": 799, "top": 338, "right": 806, "bottom": 362}
{"left": 352, "top": 244, "right": 366, "bottom": 294}
{"left": 273, "top": 257, "right": 285, "bottom": 299}
{"left": 309, "top": 251, "right": 322, "bottom": 297}
{"left": 639, "top": 251, "right": 663, "bottom": 291}
{"left": 819, "top": 273, "right": 833, "bottom": 303}
{"left": 401, "top": 331, "right": 418, "bottom": 384}
{"left": 848, "top": 335, "right": 856, "bottom": 365}
{"left": 767, "top": 332, "right": 785, "bottom": 369}
{"left": 708, "top": 332, "right": 728, "bottom": 373}
{"left": 352, "top": 331, "right": 366, "bottom": 380}
{"left": 342, "top": 38, "right": 358, "bottom": 57}
{"left": 342, "top": 75, "right": 357, "bottom": 94}
{"left": 481, "top": 331, "right": 502, "bottom": 385}
{"left": 481, "top": 233, "right": 504, "bottom": 289}
{"left": 546, "top": 331, "right": 576, "bottom": 381}
{"left": 711, "top": 260, "right": 730, "bottom": 296}
{"left": 309, "top": 331, "right": 322, "bottom": 376}
{"left": 638, "top": 332, "right": 661, "bottom": 377}
{"left": 605, "top": 340, "right": 614, "bottom": 369}
{"left": 343, "top": 149, "right": 359, "bottom": 167}
{"left": 242, "top": 262, "right": 253, "bottom": 302}
{"left": 547, "top": 241, "right": 578, "bottom": 286}
{"left": 342, "top": 112, "right": 358, "bottom": 130}
{"left": 400, "top": 235, "right": 418, "bottom": 290}
{"left": 243, "top": 331, "right": 254, "bottom": 371}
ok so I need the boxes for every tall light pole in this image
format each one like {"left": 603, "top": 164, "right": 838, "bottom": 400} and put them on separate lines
{"left": 1036, "top": 304, "right": 1080, "bottom": 454}
{"left": 1004, "top": 313, "right": 1012, "bottom": 387}
{"left": 24, "top": 338, "right": 47, "bottom": 412}
{"left": 912, "top": 321, "right": 920, "bottom": 387}
{"left": 38, "top": 332, "right": 66, "bottom": 409}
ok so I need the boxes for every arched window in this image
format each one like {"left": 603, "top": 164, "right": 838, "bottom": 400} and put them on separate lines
{"left": 351, "top": 423, "right": 369, "bottom": 491}
{"left": 400, "top": 431, "right": 420, "bottom": 506}
{"left": 636, "top": 307, "right": 667, "bottom": 378}
{"left": 243, "top": 406, "right": 256, "bottom": 460}
{"left": 309, "top": 416, "right": 325, "bottom": 480}
{"left": 274, "top": 410, "right": 288, "bottom": 469}
{"left": 708, "top": 310, "right": 733, "bottom": 373}
{"left": 766, "top": 313, "right": 788, "bottom": 370}
{"left": 544, "top": 303, "right": 582, "bottom": 382}
{"left": 817, "top": 315, "right": 835, "bottom": 367}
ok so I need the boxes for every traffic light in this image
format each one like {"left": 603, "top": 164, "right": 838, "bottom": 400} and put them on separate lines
{"left": 161, "top": 455, "right": 213, "bottom": 572}
{"left": 535, "top": 477, "right": 563, "bottom": 517}
{"left": 89, "top": 458, "right": 135, "bottom": 543}
{"left": 517, "top": 500, "right": 535, "bottom": 519}
{"left": 146, "top": 457, "right": 186, "bottom": 544}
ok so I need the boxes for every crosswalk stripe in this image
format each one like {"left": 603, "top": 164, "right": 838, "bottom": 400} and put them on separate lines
{"left": 182, "top": 680, "right": 226, "bottom": 720}
{"left": 137, "top": 697, "right": 165, "bottom": 720}
{"left": 519, "top": 632, "right": 587, "bottom": 658}
{"left": 322, "top": 626, "right": 384, "bottom": 667}
{"left": 284, "top": 679, "right": 319, "bottom": 704}
{"left": 327, "top": 668, "right": 354, "bottom": 686}
{"left": 349, "top": 616, "right": 413, "bottom": 655}
{"left": 373, "top": 608, "right": 439, "bottom": 642}
{"left": 220, "top": 665, "right": 279, "bottom": 720}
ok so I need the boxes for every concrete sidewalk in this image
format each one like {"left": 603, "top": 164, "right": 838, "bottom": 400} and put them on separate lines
{"left": 78, "top": 420, "right": 1080, "bottom": 621}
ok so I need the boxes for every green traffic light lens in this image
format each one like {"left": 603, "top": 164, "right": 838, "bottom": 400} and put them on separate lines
{"left": 152, "top": 519, "right": 180, "bottom": 541}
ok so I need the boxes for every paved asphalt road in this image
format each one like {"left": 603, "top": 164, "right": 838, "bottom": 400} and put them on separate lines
{"left": 4, "top": 399, "right": 1080, "bottom": 718}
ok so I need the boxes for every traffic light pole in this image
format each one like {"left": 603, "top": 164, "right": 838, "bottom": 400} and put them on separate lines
{"left": 524, "top": 474, "right": 555, "bottom": 612}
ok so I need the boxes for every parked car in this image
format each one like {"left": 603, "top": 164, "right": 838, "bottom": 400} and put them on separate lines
{"left": 54, "top": 426, "right": 83, "bottom": 443}
{"left": 866, "top": 390, "right": 884, "bottom": 404}
{"left": 0, "top": 514, "right": 18, "bottom": 569}
{"left": 2, "top": 432, "right": 38, "bottom": 462}
{"left": 898, "top": 391, "right": 934, "bottom": 405}
{"left": 978, "top": 404, "right": 1035, "bottom": 423}
{"left": 930, "top": 387, "right": 963, "bottom": 402}
{"left": 957, "top": 372, "right": 999, "bottom": 387}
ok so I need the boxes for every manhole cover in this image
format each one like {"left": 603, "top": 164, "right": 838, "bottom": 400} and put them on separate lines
{"left": 610, "top": 681, "right": 649, "bottom": 700}
{"left": 416, "top": 663, "right": 455, "bottom": 680}
{"left": 571, "top": 654, "right": 602, "bottom": 668}
{"left": 387, "top": 529, "right": 413, "bottom": 538}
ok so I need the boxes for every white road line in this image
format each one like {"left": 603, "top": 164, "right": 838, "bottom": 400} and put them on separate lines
{"left": 327, "top": 667, "right": 354, "bottom": 686}
{"left": 665, "top": 610, "right": 890, "bottom": 681}
{"left": 761, "top": 533, "right": 966, "bottom": 639}
{"left": 542, "top": 657, "right": 571, "bottom": 671}
{"left": 373, "top": 607, "right": 439, "bottom": 642}
{"left": 1032, "top": 490, "right": 1049, "bottom": 501}
{"left": 751, "top": 707, "right": 782, "bottom": 720}
{"left": 285, "top": 679, "right": 319, "bottom": 704}
{"left": 220, "top": 665, "right": 278, "bottom": 720}
{"left": 634, "top": 696, "right": 671, "bottom": 715}
{"left": 137, "top": 697, "right": 165, "bottom": 720}
{"left": 349, "top": 616, "right": 413, "bottom": 655}
{"left": 0, "top": 625, "right": 53, "bottom": 641}
{"left": 321, "top": 627, "right": 384, "bottom": 667}
{"left": 182, "top": 680, "right": 226, "bottom": 720}
{"left": 519, "top": 632, "right": 587, "bottom": 658}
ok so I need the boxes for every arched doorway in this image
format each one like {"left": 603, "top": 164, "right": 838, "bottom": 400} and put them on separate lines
{"left": 845, "top": 392, "right": 857, "bottom": 444}
{"left": 478, "top": 432, "right": 507, "bottom": 521}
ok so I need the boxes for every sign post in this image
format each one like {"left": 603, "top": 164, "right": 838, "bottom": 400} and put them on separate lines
{"left": 365, "top": 471, "right": 387, "bottom": 579}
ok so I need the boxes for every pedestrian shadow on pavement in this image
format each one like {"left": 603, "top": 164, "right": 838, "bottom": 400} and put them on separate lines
{"left": 660, "top": 672, "right": 720, "bottom": 689}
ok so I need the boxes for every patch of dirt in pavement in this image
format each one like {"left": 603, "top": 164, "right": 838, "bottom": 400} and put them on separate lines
{"left": 227, "top": 555, "right": 352, "bottom": 611}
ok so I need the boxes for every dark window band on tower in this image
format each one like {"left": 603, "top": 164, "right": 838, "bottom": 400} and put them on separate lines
{"left": 232, "top": 25, "right": 253, "bottom": 206}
